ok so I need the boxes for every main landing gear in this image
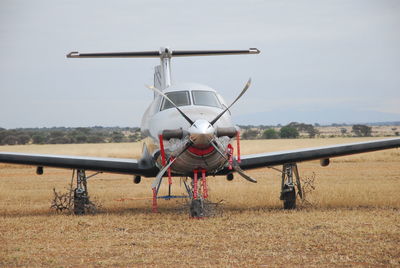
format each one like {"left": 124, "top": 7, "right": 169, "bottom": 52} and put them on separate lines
{"left": 72, "top": 169, "right": 101, "bottom": 215}
{"left": 280, "top": 163, "right": 303, "bottom": 210}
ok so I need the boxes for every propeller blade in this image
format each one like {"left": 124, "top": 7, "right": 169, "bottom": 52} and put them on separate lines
{"left": 232, "top": 164, "right": 257, "bottom": 183}
{"left": 146, "top": 85, "right": 194, "bottom": 125}
{"left": 151, "top": 142, "right": 192, "bottom": 189}
{"left": 210, "top": 78, "right": 251, "bottom": 126}
{"left": 210, "top": 141, "right": 257, "bottom": 183}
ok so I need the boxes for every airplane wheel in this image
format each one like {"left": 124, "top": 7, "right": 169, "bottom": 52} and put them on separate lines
{"left": 282, "top": 186, "right": 296, "bottom": 210}
{"left": 190, "top": 199, "right": 204, "bottom": 218}
{"left": 73, "top": 189, "right": 89, "bottom": 215}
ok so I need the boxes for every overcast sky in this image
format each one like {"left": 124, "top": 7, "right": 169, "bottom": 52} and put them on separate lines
{"left": 1, "top": 0, "right": 399, "bottom": 128}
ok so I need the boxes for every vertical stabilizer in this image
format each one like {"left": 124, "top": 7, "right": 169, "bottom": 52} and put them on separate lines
{"left": 154, "top": 65, "right": 164, "bottom": 90}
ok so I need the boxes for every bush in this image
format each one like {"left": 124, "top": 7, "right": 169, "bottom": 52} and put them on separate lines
{"left": 241, "top": 129, "right": 259, "bottom": 140}
{"left": 352, "top": 124, "right": 372, "bottom": 137}
{"left": 279, "top": 126, "right": 299, "bottom": 139}
{"left": 262, "top": 128, "right": 279, "bottom": 139}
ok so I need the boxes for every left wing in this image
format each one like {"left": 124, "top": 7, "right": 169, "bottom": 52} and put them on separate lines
{"left": 237, "top": 138, "right": 400, "bottom": 170}
{"left": 0, "top": 152, "right": 159, "bottom": 177}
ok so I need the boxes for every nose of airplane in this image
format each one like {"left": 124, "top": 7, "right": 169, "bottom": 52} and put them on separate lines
{"left": 188, "top": 119, "right": 215, "bottom": 148}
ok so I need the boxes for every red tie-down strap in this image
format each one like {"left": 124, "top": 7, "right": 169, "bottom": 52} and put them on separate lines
{"left": 236, "top": 131, "right": 241, "bottom": 163}
{"left": 193, "top": 169, "right": 198, "bottom": 199}
{"left": 158, "top": 134, "right": 166, "bottom": 166}
{"left": 227, "top": 144, "right": 234, "bottom": 170}
{"left": 201, "top": 169, "right": 208, "bottom": 199}
{"left": 168, "top": 157, "right": 174, "bottom": 185}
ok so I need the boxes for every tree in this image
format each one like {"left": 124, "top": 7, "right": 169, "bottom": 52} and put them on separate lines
{"left": 1, "top": 136, "right": 18, "bottom": 145}
{"left": 241, "top": 129, "right": 259, "bottom": 140}
{"left": 262, "top": 128, "right": 279, "bottom": 139}
{"left": 340, "top": 128, "right": 347, "bottom": 136}
{"left": 352, "top": 124, "right": 372, "bottom": 137}
{"left": 87, "top": 135, "right": 105, "bottom": 143}
{"left": 17, "top": 134, "right": 31, "bottom": 145}
{"left": 111, "top": 131, "right": 125, "bottom": 143}
{"left": 32, "top": 134, "right": 46, "bottom": 144}
{"left": 287, "top": 122, "right": 318, "bottom": 138}
{"left": 279, "top": 126, "right": 299, "bottom": 139}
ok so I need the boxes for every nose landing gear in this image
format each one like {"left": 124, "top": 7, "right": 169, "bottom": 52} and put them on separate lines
{"left": 189, "top": 169, "right": 208, "bottom": 218}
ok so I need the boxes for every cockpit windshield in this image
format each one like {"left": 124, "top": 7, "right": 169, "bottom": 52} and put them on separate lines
{"left": 160, "top": 91, "right": 191, "bottom": 111}
{"left": 192, "top": 90, "right": 222, "bottom": 108}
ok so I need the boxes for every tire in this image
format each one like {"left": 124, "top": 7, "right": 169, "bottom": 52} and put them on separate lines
{"left": 282, "top": 186, "right": 296, "bottom": 210}
{"left": 190, "top": 199, "right": 204, "bottom": 218}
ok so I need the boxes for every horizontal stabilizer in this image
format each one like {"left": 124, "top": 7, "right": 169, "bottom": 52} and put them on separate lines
{"left": 67, "top": 51, "right": 160, "bottom": 58}
{"left": 170, "top": 48, "right": 260, "bottom": 57}
{"left": 67, "top": 48, "right": 260, "bottom": 58}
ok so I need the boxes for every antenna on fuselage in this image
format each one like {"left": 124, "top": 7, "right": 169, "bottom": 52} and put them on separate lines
{"left": 67, "top": 47, "right": 260, "bottom": 90}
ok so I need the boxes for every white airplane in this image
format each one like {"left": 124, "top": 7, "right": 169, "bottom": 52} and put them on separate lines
{"left": 1, "top": 47, "right": 400, "bottom": 217}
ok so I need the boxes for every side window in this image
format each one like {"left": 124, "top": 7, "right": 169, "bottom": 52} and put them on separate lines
{"left": 192, "top": 91, "right": 222, "bottom": 108}
{"left": 160, "top": 91, "right": 191, "bottom": 111}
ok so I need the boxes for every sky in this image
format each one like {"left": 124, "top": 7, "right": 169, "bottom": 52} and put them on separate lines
{"left": 0, "top": 0, "right": 399, "bottom": 128}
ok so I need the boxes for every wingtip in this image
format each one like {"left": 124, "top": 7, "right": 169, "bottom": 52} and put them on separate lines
{"left": 249, "top": 48, "right": 261, "bottom": 54}
{"left": 66, "top": 52, "right": 79, "bottom": 58}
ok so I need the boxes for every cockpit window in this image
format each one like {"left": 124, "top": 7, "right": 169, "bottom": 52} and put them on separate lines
{"left": 192, "top": 90, "right": 222, "bottom": 108}
{"left": 160, "top": 91, "right": 191, "bottom": 111}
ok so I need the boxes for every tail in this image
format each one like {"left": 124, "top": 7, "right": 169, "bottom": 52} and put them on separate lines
{"left": 67, "top": 47, "right": 260, "bottom": 90}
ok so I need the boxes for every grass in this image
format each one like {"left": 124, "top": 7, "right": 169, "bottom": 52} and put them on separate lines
{"left": 1, "top": 138, "right": 400, "bottom": 267}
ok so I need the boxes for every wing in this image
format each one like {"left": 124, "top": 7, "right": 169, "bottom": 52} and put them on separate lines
{"left": 0, "top": 152, "right": 159, "bottom": 177}
{"left": 236, "top": 138, "right": 400, "bottom": 170}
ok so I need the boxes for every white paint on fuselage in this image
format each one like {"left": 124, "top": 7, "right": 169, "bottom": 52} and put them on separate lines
{"left": 140, "top": 82, "right": 235, "bottom": 174}
{"left": 141, "top": 82, "right": 234, "bottom": 141}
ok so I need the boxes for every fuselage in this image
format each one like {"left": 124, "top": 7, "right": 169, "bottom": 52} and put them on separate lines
{"left": 140, "top": 82, "right": 236, "bottom": 175}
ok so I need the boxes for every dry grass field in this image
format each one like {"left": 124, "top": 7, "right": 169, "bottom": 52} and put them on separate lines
{"left": 1, "top": 138, "right": 400, "bottom": 267}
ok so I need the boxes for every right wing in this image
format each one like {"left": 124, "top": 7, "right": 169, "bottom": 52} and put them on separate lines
{"left": 238, "top": 138, "right": 400, "bottom": 170}
{"left": 0, "top": 152, "right": 159, "bottom": 177}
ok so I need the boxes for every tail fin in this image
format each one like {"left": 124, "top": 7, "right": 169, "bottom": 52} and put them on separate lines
{"left": 154, "top": 65, "right": 164, "bottom": 90}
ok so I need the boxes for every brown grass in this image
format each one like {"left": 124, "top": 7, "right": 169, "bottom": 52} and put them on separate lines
{"left": 1, "top": 138, "right": 400, "bottom": 267}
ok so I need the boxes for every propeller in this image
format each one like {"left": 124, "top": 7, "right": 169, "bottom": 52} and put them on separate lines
{"left": 210, "top": 78, "right": 251, "bottom": 125}
{"left": 151, "top": 141, "right": 193, "bottom": 190}
{"left": 210, "top": 141, "right": 257, "bottom": 183}
{"left": 146, "top": 85, "right": 194, "bottom": 125}
{"left": 148, "top": 79, "right": 254, "bottom": 183}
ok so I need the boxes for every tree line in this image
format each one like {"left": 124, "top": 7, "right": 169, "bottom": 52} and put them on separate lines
{"left": 0, "top": 123, "right": 395, "bottom": 145}
{"left": 0, "top": 127, "right": 141, "bottom": 145}
{"left": 240, "top": 123, "right": 378, "bottom": 140}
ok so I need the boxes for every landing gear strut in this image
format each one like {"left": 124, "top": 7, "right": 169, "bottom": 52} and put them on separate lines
{"left": 72, "top": 169, "right": 101, "bottom": 215}
{"left": 280, "top": 163, "right": 303, "bottom": 210}
{"left": 73, "top": 169, "right": 89, "bottom": 215}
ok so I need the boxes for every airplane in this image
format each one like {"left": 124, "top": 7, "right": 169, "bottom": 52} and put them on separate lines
{"left": 1, "top": 47, "right": 400, "bottom": 217}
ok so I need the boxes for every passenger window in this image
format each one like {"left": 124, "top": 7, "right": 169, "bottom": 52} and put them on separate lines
{"left": 160, "top": 91, "right": 191, "bottom": 111}
{"left": 192, "top": 91, "right": 222, "bottom": 108}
